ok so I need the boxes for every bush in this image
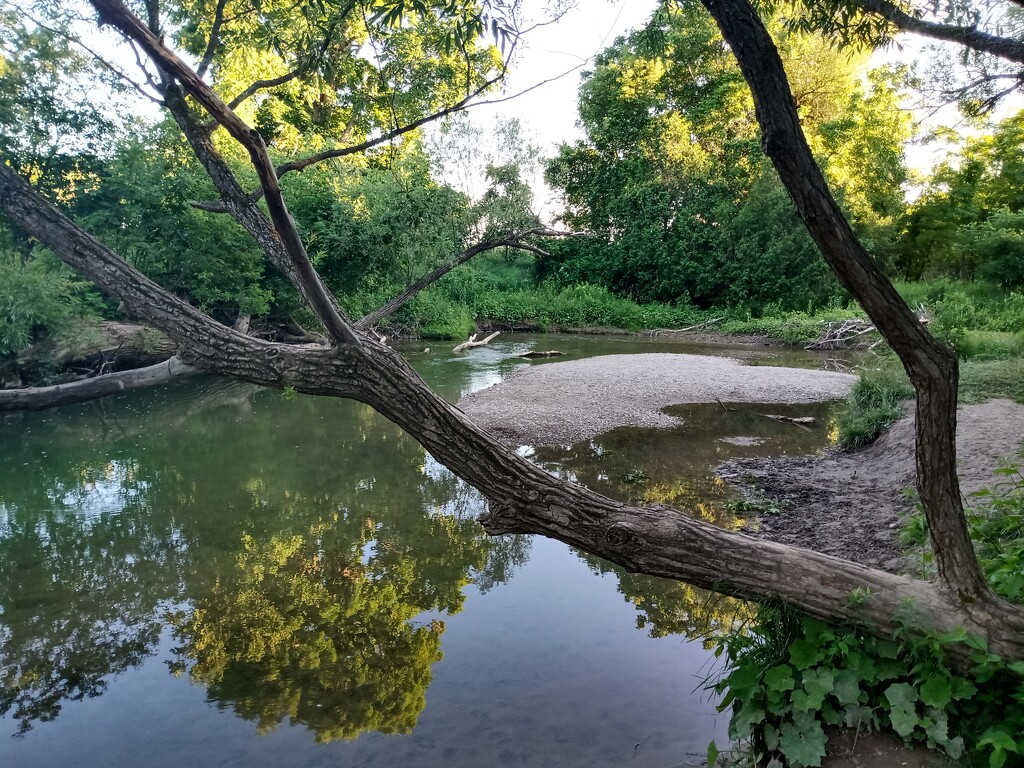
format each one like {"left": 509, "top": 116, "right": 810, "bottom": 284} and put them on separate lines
{"left": 0, "top": 250, "right": 100, "bottom": 357}
{"left": 837, "top": 361, "right": 914, "bottom": 447}
{"left": 713, "top": 469, "right": 1024, "bottom": 768}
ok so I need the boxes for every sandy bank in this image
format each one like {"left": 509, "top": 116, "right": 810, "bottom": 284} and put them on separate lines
{"left": 722, "top": 398, "right": 1024, "bottom": 572}
{"left": 458, "top": 352, "right": 856, "bottom": 446}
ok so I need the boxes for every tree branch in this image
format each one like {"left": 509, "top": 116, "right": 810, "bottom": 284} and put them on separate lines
{"left": 91, "top": 0, "right": 361, "bottom": 347}
{"left": 276, "top": 73, "right": 505, "bottom": 177}
{"left": 196, "top": 0, "right": 228, "bottom": 78}
{"left": 355, "top": 228, "right": 559, "bottom": 330}
{"left": 225, "top": 27, "right": 339, "bottom": 110}
{"left": 852, "top": 0, "right": 1024, "bottom": 64}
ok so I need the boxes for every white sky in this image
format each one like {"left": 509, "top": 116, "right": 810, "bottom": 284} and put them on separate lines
{"left": 476, "top": 0, "right": 658, "bottom": 149}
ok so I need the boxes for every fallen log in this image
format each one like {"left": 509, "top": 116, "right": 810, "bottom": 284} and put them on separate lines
{"left": 518, "top": 350, "right": 564, "bottom": 359}
{"left": 0, "top": 356, "right": 198, "bottom": 411}
{"left": 453, "top": 331, "right": 500, "bottom": 353}
{"left": 18, "top": 321, "right": 177, "bottom": 369}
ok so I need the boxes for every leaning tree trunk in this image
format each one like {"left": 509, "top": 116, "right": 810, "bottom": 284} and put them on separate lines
{"left": 3, "top": 162, "right": 1024, "bottom": 664}
{"left": 698, "top": 0, "right": 992, "bottom": 611}
{"left": 1, "top": 0, "right": 1022, "bottom": 666}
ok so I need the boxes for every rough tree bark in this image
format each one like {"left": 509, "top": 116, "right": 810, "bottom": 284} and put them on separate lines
{"left": 2, "top": 0, "right": 1022, "bottom": 662}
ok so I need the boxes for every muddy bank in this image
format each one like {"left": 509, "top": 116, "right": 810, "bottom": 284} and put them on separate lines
{"left": 722, "top": 399, "right": 1024, "bottom": 572}
{"left": 459, "top": 353, "right": 856, "bottom": 445}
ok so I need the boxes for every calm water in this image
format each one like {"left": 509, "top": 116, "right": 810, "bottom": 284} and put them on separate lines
{"left": 0, "top": 334, "right": 846, "bottom": 768}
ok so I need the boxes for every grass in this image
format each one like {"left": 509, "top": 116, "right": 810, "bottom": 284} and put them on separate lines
{"left": 837, "top": 360, "right": 914, "bottom": 448}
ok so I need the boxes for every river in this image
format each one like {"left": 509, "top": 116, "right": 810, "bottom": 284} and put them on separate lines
{"left": 0, "top": 334, "right": 853, "bottom": 768}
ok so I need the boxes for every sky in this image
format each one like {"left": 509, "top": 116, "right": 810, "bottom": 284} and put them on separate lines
{"left": 473, "top": 0, "right": 658, "bottom": 149}
{"left": 428, "top": 0, "right": 659, "bottom": 215}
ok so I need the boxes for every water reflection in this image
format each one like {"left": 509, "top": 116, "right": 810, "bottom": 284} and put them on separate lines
{"left": 0, "top": 379, "right": 526, "bottom": 738}
{"left": 535, "top": 401, "right": 841, "bottom": 642}
{"left": 0, "top": 336, "right": 844, "bottom": 763}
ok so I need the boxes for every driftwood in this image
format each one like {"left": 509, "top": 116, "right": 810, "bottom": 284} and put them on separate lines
{"left": 518, "top": 350, "right": 564, "bottom": 359}
{"left": 762, "top": 414, "right": 817, "bottom": 426}
{"left": 453, "top": 331, "right": 500, "bottom": 353}
{"left": 805, "top": 318, "right": 877, "bottom": 350}
{"left": 649, "top": 316, "right": 725, "bottom": 336}
{"left": 0, "top": 356, "right": 198, "bottom": 411}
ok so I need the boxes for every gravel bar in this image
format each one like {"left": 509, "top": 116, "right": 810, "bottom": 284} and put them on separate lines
{"left": 458, "top": 353, "right": 856, "bottom": 446}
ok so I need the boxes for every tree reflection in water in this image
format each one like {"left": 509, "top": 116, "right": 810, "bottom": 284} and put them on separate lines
{"left": 0, "top": 380, "right": 527, "bottom": 737}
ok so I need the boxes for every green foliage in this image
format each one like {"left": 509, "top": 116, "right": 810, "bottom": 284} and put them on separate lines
{"left": 899, "top": 113, "right": 1024, "bottom": 284}
{"left": 0, "top": 14, "right": 117, "bottom": 186}
{"left": 717, "top": 469, "right": 1024, "bottom": 767}
{"left": 75, "top": 126, "right": 273, "bottom": 319}
{"left": 0, "top": 249, "right": 100, "bottom": 358}
{"left": 170, "top": 0, "right": 502, "bottom": 151}
{"left": 905, "top": 467, "right": 1024, "bottom": 603}
{"left": 837, "top": 361, "right": 914, "bottom": 448}
{"left": 711, "top": 603, "right": 1024, "bottom": 767}
{"left": 544, "top": 5, "right": 907, "bottom": 313}
{"left": 960, "top": 358, "right": 1024, "bottom": 404}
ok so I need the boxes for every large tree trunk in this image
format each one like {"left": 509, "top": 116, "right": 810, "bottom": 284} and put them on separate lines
{"left": 2, "top": 162, "right": 1024, "bottom": 664}
{"left": 698, "top": 0, "right": 991, "bottom": 609}
{"left": 2, "top": 0, "right": 1021, "bottom": 666}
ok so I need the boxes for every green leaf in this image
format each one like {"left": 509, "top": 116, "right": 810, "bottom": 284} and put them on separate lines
{"left": 980, "top": 727, "right": 1020, "bottom": 753}
{"left": 832, "top": 669, "right": 862, "bottom": 706}
{"left": 790, "top": 638, "right": 825, "bottom": 670}
{"left": 765, "top": 664, "right": 796, "bottom": 692}
{"left": 885, "top": 682, "right": 921, "bottom": 739}
{"left": 800, "top": 669, "right": 834, "bottom": 709}
{"left": 707, "top": 740, "right": 719, "bottom": 767}
{"left": 919, "top": 676, "right": 952, "bottom": 709}
{"left": 779, "top": 719, "right": 828, "bottom": 767}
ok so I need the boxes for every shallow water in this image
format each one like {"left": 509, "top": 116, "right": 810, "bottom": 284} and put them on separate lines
{"left": 0, "top": 334, "right": 844, "bottom": 768}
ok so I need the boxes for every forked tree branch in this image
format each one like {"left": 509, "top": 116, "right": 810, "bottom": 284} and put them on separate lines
{"left": 92, "top": 0, "right": 361, "bottom": 346}
{"left": 356, "top": 227, "right": 563, "bottom": 329}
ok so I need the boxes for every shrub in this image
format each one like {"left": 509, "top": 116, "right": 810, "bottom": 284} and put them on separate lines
{"left": 837, "top": 361, "right": 914, "bottom": 447}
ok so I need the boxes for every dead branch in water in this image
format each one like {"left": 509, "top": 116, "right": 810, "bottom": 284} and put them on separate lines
{"left": 453, "top": 331, "right": 500, "bottom": 353}
{"left": 649, "top": 316, "right": 725, "bottom": 336}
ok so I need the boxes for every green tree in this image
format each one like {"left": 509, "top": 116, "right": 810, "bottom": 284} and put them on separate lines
{"left": 545, "top": 5, "right": 911, "bottom": 312}
{"left": 901, "top": 112, "right": 1024, "bottom": 281}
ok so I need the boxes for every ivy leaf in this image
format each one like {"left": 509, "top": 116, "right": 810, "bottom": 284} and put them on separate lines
{"left": 919, "top": 676, "right": 952, "bottom": 709}
{"left": 779, "top": 719, "right": 828, "bottom": 767}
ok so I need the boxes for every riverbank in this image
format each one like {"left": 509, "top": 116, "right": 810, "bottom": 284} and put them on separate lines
{"left": 722, "top": 398, "right": 1024, "bottom": 572}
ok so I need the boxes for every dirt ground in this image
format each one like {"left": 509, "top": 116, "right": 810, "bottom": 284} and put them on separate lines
{"left": 722, "top": 398, "right": 1024, "bottom": 573}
